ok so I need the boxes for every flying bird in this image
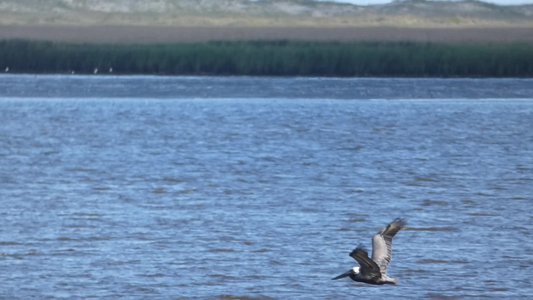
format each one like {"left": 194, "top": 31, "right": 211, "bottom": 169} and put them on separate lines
{"left": 333, "top": 218, "right": 407, "bottom": 285}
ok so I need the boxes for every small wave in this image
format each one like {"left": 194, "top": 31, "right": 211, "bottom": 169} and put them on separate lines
{"left": 252, "top": 248, "right": 271, "bottom": 253}
{"left": 336, "top": 145, "right": 364, "bottom": 152}
{"left": 162, "top": 176, "right": 186, "bottom": 184}
{"left": 71, "top": 212, "right": 103, "bottom": 219}
{"left": 56, "top": 235, "right": 113, "bottom": 242}
{"left": 415, "top": 176, "right": 437, "bottom": 182}
{"left": 23, "top": 249, "right": 42, "bottom": 257}
{"left": 475, "top": 191, "right": 496, "bottom": 197}
{"left": 65, "top": 167, "right": 98, "bottom": 173}
{"left": 152, "top": 187, "right": 167, "bottom": 194}
{"left": 417, "top": 259, "right": 448, "bottom": 264}
{"left": 0, "top": 252, "right": 29, "bottom": 260}
{"left": 242, "top": 274, "right": 267, "bottom": 280}
{"left": 0, "top": 241, "right": 24, "bottom": 246}
{"left": 407, "top": 226, "right": 459, "bottom": 232}
{"left": 218, "top": 295, "right": 275, "bottom": 300}
{"left": 402, "top": 268, "right": 431, "bottom": 275}
{"left": 208, "top": 248, "right": 236, "bottom": 253}
{"left": 510, "top": 196, "right": 529, "bottom": 201}
{"left": 407, "top": 176, "right": 438, "bottom": 186}
{"left": 0, "top": 250, "right": 43, "bottom": 260}
{"left": 467, "top": 212, "right": 497, "bottom": 217}
{"left": 418, "top": 259, "right": 468, "bottom": 264}
{"left": 489, "top": 287, "right": 510, "bottom": 292}
{"left": 174, "top": 188, "right": 197, "bottom": 195}
{"left": 348, "top": 217, "right": 367, "bottom": 223}
{"left": 426, "top": 293, "right": 462, "bottom": 300}
{"left": 337, "top": 226, "right": 355, "bottom": 232}
{"left": 421, "top": 200, "right": 449, "bottom": 207}
{"left": 269, "top": 259, "right": 284, "bottom": 266}
{"left": 211, "top": 274, "right": 238, "bottom": 281}
{"left": 57, "top": 236, "right": 77, "bottom": 241}
{"left": 141, "top": 272, "right": 166, "bottom": 278}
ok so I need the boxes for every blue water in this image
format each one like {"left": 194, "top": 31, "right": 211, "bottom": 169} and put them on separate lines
{"left": 1, "top": 75, "right": 532, "bottom": 299}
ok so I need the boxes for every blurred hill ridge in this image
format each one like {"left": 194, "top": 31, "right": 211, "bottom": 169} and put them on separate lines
{"left": 1, "top": 0, "right": 533, "bottom": 27}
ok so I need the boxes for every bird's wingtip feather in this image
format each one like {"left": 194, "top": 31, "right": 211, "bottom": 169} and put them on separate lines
{"left": 349, "top": 244, "right": 368, "bottom": 256}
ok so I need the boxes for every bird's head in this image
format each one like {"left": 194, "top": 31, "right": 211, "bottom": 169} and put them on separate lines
{"left": 332, "top": 267, "right": 359, "bottom": 280}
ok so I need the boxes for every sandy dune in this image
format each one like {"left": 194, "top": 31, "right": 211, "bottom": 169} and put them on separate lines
{"left": 1, "top": 25, "right": 533, "bottom": 44}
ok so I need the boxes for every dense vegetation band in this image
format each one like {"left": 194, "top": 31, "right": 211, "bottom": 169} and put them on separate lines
{"left": 1, "top": 40, "right": 533, "bottom": 77}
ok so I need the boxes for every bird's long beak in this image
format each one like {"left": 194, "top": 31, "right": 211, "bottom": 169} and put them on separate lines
{"left": 332, "top": 269, "right": 352, "bottom": 280}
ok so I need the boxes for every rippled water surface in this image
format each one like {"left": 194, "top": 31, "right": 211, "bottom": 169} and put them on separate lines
{"left": 1, "top": 75, "right": 532, "bottom": 299}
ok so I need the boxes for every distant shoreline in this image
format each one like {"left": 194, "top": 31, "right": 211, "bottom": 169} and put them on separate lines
{"left": 1, "top": 40, "right": 532, "bottom": 77}
{"left": 2, "top": 25, "right": 533, "bottom": 44}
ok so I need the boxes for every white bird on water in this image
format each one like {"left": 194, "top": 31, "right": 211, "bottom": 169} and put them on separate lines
{"left": 333, "top": 218, "right": 407, "bottom": 285}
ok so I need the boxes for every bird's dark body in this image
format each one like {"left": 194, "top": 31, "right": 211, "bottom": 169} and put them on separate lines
{"left": 351, "top": 276, "right": 395, "bottom": 285}
{"left": 333, "top": 218, "right": 407, "bottom": 286}
{"left": 342, "top": 269, "right": 392, "bottom": 285}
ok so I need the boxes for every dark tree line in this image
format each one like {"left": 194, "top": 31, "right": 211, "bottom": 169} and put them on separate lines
{"left": 1, "top": 39, "right": 532, "bottom": 77}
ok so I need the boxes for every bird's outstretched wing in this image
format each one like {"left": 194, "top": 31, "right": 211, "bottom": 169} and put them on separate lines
{"left": 371, "top": 218, "right": 407, "bottom": 276}
{"left": 350, "top": 246, "right": 381, "bottom": 280}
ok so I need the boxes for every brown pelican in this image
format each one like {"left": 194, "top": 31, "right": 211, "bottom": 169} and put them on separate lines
{"left": 333, "top": 218, "right": 407, "bottom": 285}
